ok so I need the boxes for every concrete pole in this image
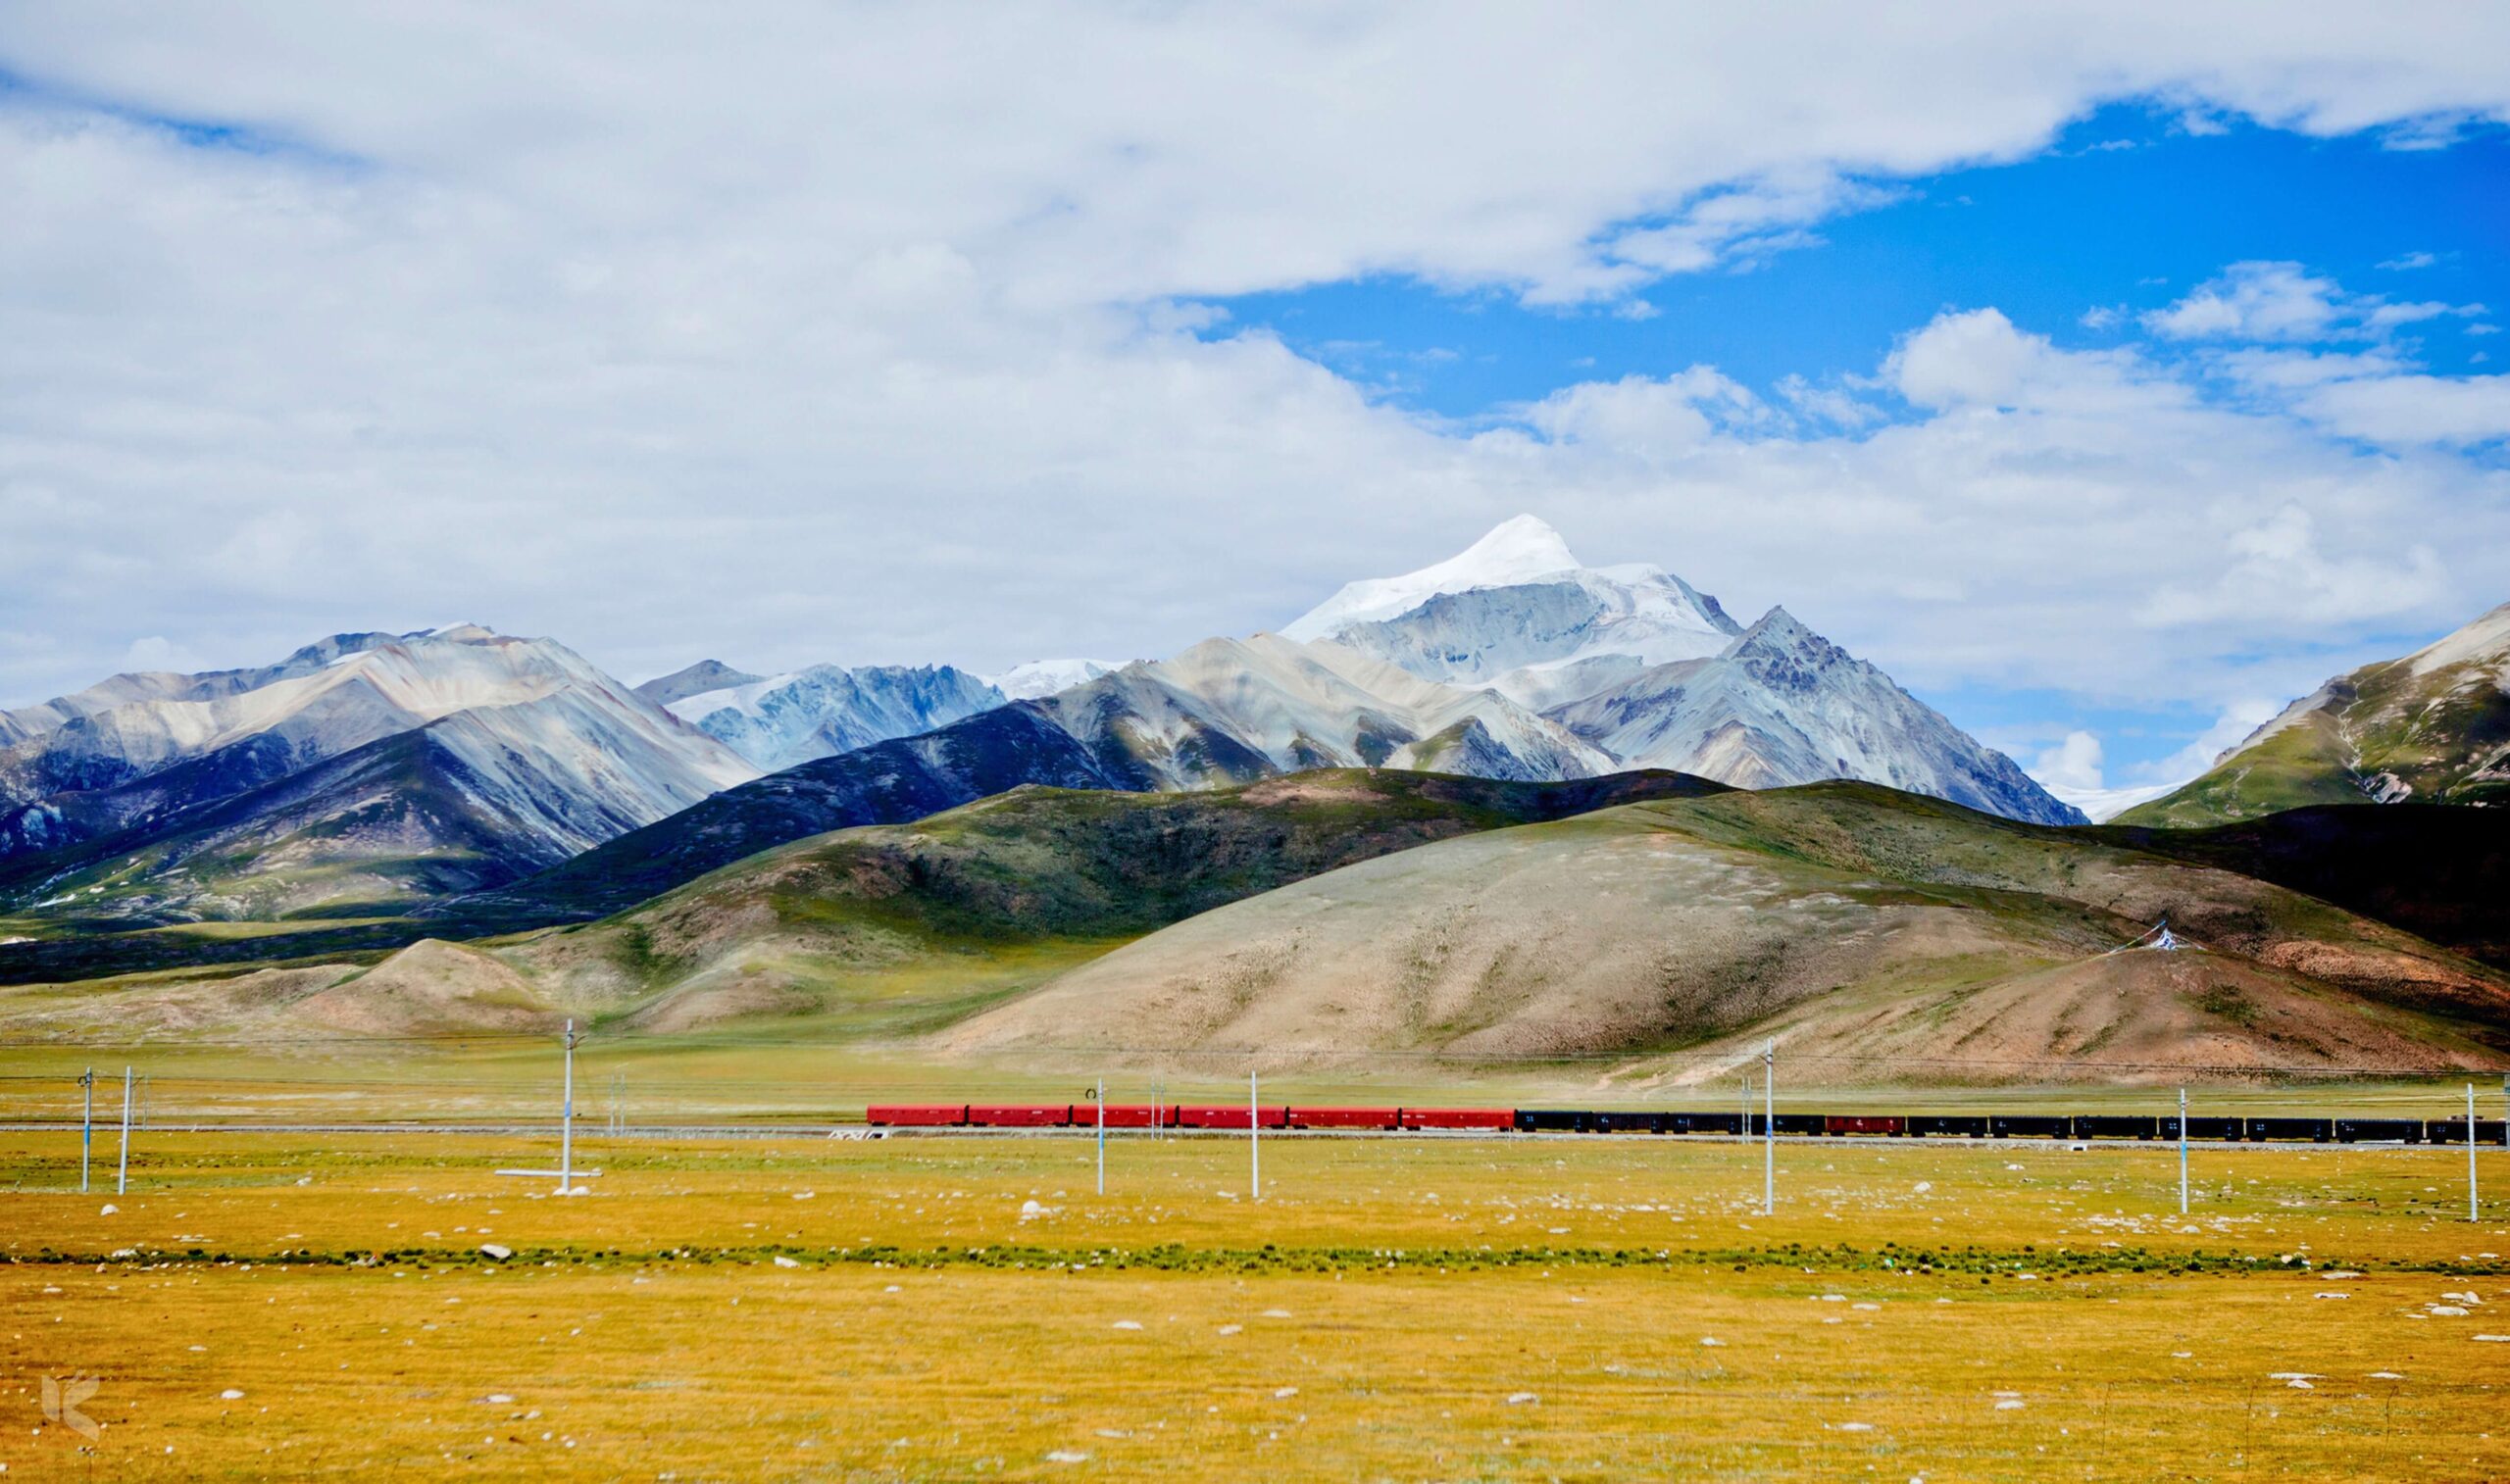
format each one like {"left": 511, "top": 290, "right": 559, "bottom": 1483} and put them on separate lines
{"left": 1096, "top": 1076, "right": 1106, "bottom": 1196}
{"left": 79, "top": 1068, "right": 93, "bottom": 1196}
{"left": 1250, "top": 1070, "right": 1261, "bottom": 1202}
{"left": 2471, "top": 1083, "right": 2482, "bottom": 1223}
{"left": 2179, "top": 1087, "right": 2189, "bottom": 1216}
{"left": 115, "top": 1066, "right": 131, "bottom": 1197}
{"left": 1762, "top": 1040, "right": 1775, "bottom": 1216}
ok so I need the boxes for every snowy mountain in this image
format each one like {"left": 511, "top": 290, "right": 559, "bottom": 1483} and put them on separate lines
{"left": 1035, "top": 635, "right": 1614, "bottom": 789}
{"left": 1286, "top": 518, "right": 2082, "bottom": 825}
{"left": 664, "top": 664, "right": 1005, "bottom": 771}
{"left": 987, "top": 658, "right": 1126, "bottom": 701}
{"left": 1284, "top": 515, "right": 1740, "bottom": 710}
{"left": 0, "top": 627, "right": 758, "bottom": 918}
{"left": 2118, "top": 599, "right": 2510, "bottom": 826}
{"left": 1551, "top": 609, "right": 2083, "bottom": 824}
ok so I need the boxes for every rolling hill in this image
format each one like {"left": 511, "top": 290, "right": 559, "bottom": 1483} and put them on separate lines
{"left": 0, "top": 768, "right": 1730, "bottom": 1042}
{"left": 944, "top": 782, "right": 2510, "bottom": 1080}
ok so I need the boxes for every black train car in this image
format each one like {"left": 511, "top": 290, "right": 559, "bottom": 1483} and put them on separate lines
{"left": 2425, "top": 1118, "right": 2510, "bottom": 1144}
{"left": 1515, "top": 1110, "right": 1590, "bottom": 1132}
{"left": 1589, "top": 1111, "right": 1666, "bottom": 1134}
{"left": 1905, "top": 1114, "right": 1990, "bottom": 1138}
{"left": 2243, "top": 1116, "right": 2334, "bottom": 1142}
{"left": 1668, "top": 1112, "right": 1743, "bottom": 1134}
{"left": 2072, "top": 1115, "right": 2160, "bottom": 1140}
{"left": 2161, "top": 1116, "right": 2245, "bottom": 1141}
{"left": 2334, "top": 1117, "right": 2423, "bottom": 1143}
{"left": 1989, "top": 1114, "right": 2072, "bottom": 1139}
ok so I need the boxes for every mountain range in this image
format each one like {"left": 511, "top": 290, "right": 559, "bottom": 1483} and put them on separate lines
{"left": 0, "top": 519, "right": 2109, "bottom": 936}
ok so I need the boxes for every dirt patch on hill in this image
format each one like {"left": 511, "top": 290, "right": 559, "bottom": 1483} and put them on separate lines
{"left": 297, "top": 939, "right": 564, "bottom": 1037}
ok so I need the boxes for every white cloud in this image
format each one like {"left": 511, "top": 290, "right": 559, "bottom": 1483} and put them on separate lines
{"left": 2290, "top": 372, "right": 2510, "bottom": 446}
{"left": 2379, "top": 251, "right": 2438, "bottom": 271}
{"left": 2138, "top": 505, "right": 2447, "bottom": 627}
{"left": 0, "top": 4, "right": 2508, "bottom": 732}
{"left": 121, "top": 635, "right": 202, "bottom": 674}
{"left": 2146, "top": 260, "right": 2484, "bottom": 343}
{"left": 2033, "top": 730, "right": 2108, "bottom": 793}
{"left": 2144, "top": 262, "right": 2351, "bottom": 341}
{"left": 1523, "top": 369, "right": 1766, "bottom": 458}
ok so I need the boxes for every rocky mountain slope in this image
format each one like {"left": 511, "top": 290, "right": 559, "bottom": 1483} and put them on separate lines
{"left": 663, "top": 664, "right": 1004, "bottom": 771}
{"left": 2118, "top": 601, "right": 2510, "bottom": 827}
{"left": 0, "top": 627, "right": 756, "bottom": 923}
{"left": 1285, "top": 518, "right": 2083, "bottom": 825}
{"left": 946, "top": 783, "right": 2510, "bottom": 1079}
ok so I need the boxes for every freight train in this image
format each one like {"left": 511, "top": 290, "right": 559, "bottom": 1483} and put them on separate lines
{"left": 867, "top": 1104, "right": 2508, "bottom": 1144}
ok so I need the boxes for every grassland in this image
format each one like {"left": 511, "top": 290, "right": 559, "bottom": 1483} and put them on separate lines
{"left": 2, "top": 1129, "right": 2505, "bottom": 1479}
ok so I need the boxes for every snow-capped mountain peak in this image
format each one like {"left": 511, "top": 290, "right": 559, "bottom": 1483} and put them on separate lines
{"left": 1281, "top": 515, "right": 1583, "bottom": 640}
{"left": 1281, "top": 517, "right": 1739, "bottom": 711}
{"left": 986, "top": 658, "right": 1127, "bottom": 701}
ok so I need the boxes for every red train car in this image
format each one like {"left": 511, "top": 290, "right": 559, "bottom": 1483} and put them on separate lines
{"left": 1285, "top": 1107, "right": 1400, "bottom": 1130}
{"left": 1077, "top": 1104, "right": 1172, "bottom": 1128}
{"left": 867, "top": 1104, "right": 967, "bottom": 1126}
{"left": 1399, "top": 1108, "right": 1515, "bottom": 1131}
{"left": 968, "top": 1105, "right": 1071, "bottom": 1127}
{"left": 1823, "top": 1115, "right": 1905, "bottom": 1136}
{"left": 1176, "top": 1105, "right": 1289, "bottom": 1129}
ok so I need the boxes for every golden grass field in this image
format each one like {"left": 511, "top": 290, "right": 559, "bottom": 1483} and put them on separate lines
{"left": 1, "top": 1122, "right": 2506, "bottom": 1480}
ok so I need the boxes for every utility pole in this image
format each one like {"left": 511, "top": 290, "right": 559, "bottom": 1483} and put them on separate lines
{"left": 2471, "top": 1083, "right": 2483, "bottom": 1223}
{"left": 78, "top": 1068, "right": 93, "bottom": 1195}
{"left": 2179, "top": 1087, "right": 2189, "bottom": 1216}
{"left": 1762, "top": 1039, "right": 1775, "bottom": 1216}
{"left": 1095, "top": 1077, "right": 1106, "bottom": 1196}
{"left": 559, "top": 1019, "right": 577, "bottom": 1193}
{"left": 1250, "top": 1070, "right": 1261, "bottom": 1202}
{"left": 115, "top": 1066, "right": 131, "bottom": 1197}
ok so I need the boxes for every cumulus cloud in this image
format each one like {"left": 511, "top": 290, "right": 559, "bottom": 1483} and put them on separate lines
{"left": 1, "top": 2, "right": 2509, "bottom": 738}
{"left": 2146, "top": 260, "right": 2484, "bottom": 342}
{"left": 2033, "top": 730, "right": 2108, "bottom": 794}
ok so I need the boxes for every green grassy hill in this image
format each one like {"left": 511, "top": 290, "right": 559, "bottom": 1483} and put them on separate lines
{"left": 2118, "top": 600, "right": 2510, "bottom": 827}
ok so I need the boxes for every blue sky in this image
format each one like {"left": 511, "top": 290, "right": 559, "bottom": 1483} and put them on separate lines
{"left": 3, "top": 8, "right": 2508, "bottom": 817}
{"left": 1201, "top": 105, "right": 2506, "bottom": 419}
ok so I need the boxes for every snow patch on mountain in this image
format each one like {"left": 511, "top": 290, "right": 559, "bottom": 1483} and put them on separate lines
{"left": 1281, "top": 515, "right": 1585, "bottom": 639}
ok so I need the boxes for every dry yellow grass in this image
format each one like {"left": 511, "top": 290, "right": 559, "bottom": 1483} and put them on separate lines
{"left": 2, "top": 1130, "right": 2505, "bottom": 1479}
